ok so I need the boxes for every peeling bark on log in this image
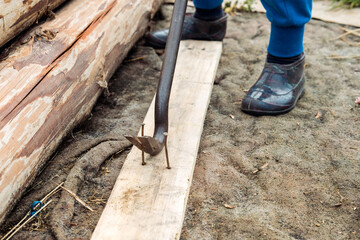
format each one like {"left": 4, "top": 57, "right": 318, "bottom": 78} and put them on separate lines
{"left": 0, "top": 0, "right": 69, "bottom": 48}
{"left": 0, "top": 0, "right": 163, "bottom": 223}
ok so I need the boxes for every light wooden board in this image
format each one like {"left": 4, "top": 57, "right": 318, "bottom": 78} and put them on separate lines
{"left": 311, "top": 1, "right": 360, "bottom": 28}
{"left": 91, "top": 40, "right": 222, "bottom": 240}
{"left": 225, "top": 0, "right": 360, "bottom": 28}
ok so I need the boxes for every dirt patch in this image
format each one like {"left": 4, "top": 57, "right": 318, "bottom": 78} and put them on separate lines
{"left": 1, "top": 4, "right": 360, "bottom": 240}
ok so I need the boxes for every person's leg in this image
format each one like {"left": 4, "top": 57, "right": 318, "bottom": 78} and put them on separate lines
{"left": 262, "top": 0, "right": 312, "bottom": 62}
{"left": 193, "top": 0, "right": 224, "bottom": 21}
{"left": 241, "top": 0, "right": 312, "bottom": 116}
{"left": 146, "top": 0, "right": 226, "bottom": 49}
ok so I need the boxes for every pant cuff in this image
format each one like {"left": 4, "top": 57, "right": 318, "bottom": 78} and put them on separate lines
{"left": 268, "top": 24, "right": 305, "bottom": 57}
{"left": 193, "top": 0, "right": 223, "bottom": 9}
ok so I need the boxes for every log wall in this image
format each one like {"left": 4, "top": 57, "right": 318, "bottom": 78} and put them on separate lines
{"left": 0, "top": 0, "right": 163, "bottom": 223}
{"left": 0, "top": 0, "right": 68, "bottom": 48}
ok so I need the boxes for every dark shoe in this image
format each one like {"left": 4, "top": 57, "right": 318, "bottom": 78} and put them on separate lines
{"left": 146, "top": 13, "right": 227, "bottom": 49}
{"left": 241, "top": 54, "right": 306, "bottom": 116}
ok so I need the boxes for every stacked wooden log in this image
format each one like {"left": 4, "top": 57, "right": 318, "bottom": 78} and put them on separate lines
{"left": 0, "top": 0, "right": 69, "bottom": 48}
{"left": 0, "top": 0, "right": 163, "bottom": 223}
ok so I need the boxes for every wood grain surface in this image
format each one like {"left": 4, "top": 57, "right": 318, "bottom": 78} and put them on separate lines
{"left": 0, "top": 0, "right": 68, "bottom": 47}
{"left": 91, "top": 40, "right": 222, "bottom": 240}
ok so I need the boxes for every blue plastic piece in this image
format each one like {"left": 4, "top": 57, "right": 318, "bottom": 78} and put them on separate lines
{"left": 29, "top": 201, "right": 43, "bottom": 217}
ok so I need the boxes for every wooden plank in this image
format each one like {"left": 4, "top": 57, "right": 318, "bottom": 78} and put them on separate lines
{"left": 225, "top": 0, "right": 360, "bottom": 28}
{"left": 91, "top": 40, "right": 222, "bottom": 240}
{"left": 0, "top": 0, "right": 68, "bottom": 48}
{"left": 311, "top": 1, "right": 360, "bottom": 28}
{"left": 0, "top": 0, "right": 163, "bottom": 223}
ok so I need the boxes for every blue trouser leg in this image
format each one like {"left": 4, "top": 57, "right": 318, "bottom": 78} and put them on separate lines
{"left": 261, "top": 0, "right": 312, "bottom": 57}
{"left": 193, "top": 0, "right": 312, "bottom": 58}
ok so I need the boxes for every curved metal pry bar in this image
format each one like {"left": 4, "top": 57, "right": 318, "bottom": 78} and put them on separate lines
{"left": 125, "top": 0, "right": 188, "bottom": 156}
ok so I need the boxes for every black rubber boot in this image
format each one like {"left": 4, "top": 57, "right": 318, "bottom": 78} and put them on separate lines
{"left": 241, "top": 54, "right": 306, "bottom": 116}
{"left": 146, "top": 13, "right": 227, "bottom": 49}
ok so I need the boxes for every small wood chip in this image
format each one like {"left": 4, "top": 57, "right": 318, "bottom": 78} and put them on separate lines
{"left": 260, "top": 163, "right": 268, "bottom": 170}
{"left": 315, "top": 223, "right": 321, "bottom": 227}
{"left": 228, "top": 114, "right": 235, "bottom": 119}
{"left": 327, "top": 54, "right": 360, "bottom": 60}
{"left": 60, "top": 185, "right": 94, "bottom": 212}
{"left": 224, "top": 204, "right": 236, "bottom": 209}
{"left": 253, "top": 163, "right": 268, "bottom": 174}
{"left": 124, "top": 56, "right": 146, "bottom": 63}
{"left": 96, "top": 79, "right": 108, "bottom": 89}
{"left": 315, "top": 111, "right": 322, "bottom": 119}
{"left": 327, "top": 107, "right": 337, "bottom": 117}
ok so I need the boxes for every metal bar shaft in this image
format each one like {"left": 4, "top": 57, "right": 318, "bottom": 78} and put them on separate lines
{"left": 152, "top": 0, "right": 189, "bottom": 153}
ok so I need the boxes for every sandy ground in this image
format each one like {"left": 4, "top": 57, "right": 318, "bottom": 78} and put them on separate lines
{"left": 1, "top": 4, "right": 360, "bottom": 240}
